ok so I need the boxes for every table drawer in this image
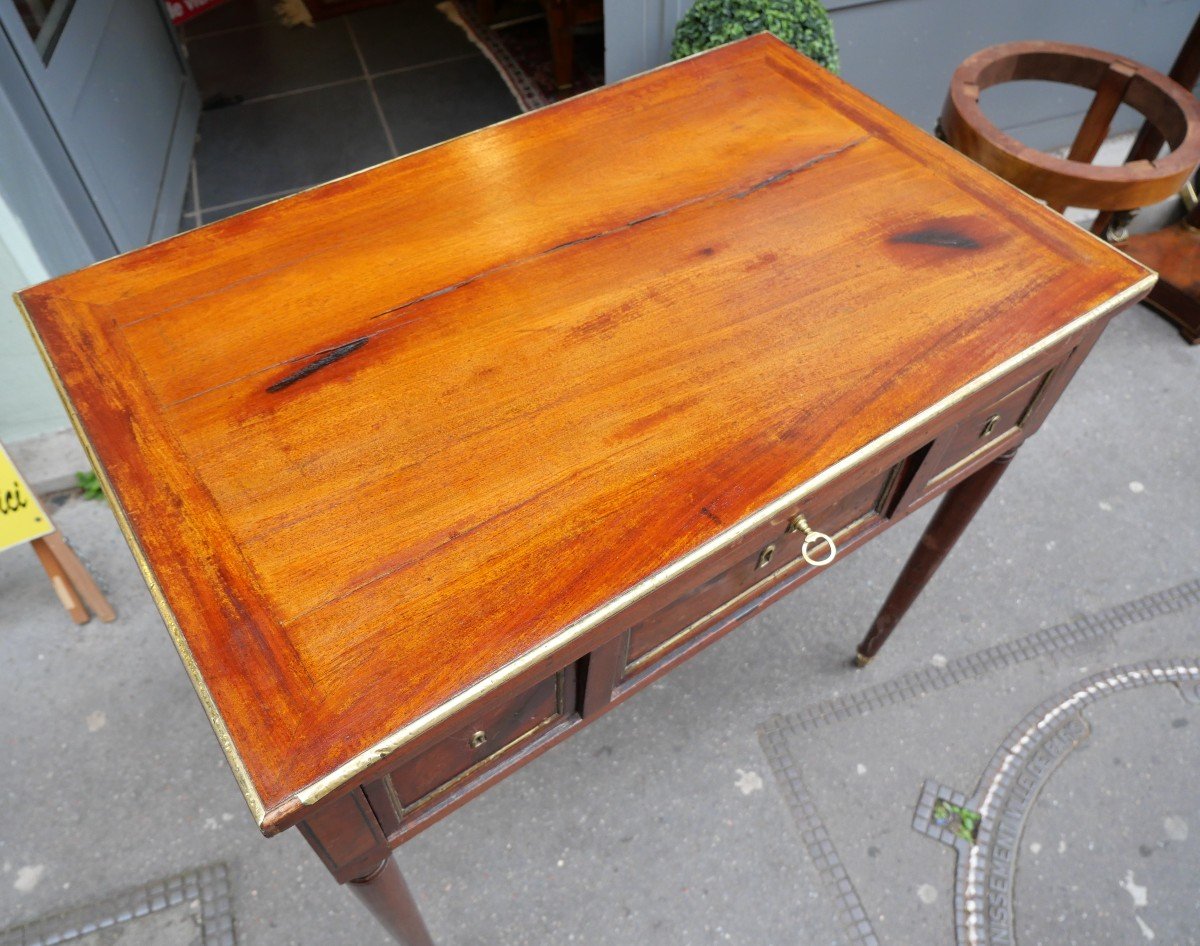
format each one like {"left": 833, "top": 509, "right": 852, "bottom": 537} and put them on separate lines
{"left": 624, "top": 463, "right": 900, "bottom": 674}
{"left": 921, "top": 368, "right": 1054, "bottom": 490}
{"left": 386, "top": 671, "right": 568, "bottom": 813}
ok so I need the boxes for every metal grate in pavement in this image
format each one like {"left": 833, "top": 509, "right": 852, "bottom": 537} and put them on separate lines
{"left": 0, "top": 864, "right": 234, "bottom": 946}
{"left": 925, "top": 660, "right": 1200, "bottom": 946}
{"left": 758, "top": 578, "right": 1200, "bottom": 946}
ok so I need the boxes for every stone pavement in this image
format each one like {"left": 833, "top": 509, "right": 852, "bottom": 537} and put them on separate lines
{"left": 0, "top": 303, "right": 1196, "bottom": 945}
{"left": 764, "top": 603, "right": 1200, "bottom": 946}
{"left": 0, "top": 866, "right": 233, "bottom": 946}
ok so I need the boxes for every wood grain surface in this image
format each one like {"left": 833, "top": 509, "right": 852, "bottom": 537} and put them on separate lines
{"left": 19, "top": 35, "right": 1152, "bottom": 830}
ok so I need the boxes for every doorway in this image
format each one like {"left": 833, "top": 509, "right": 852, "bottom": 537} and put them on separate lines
{"left": 180, "top": 0, "right": 522, "bottom": 226}
{"left": 1, "top": 0, "right": 198, "bottom": 253}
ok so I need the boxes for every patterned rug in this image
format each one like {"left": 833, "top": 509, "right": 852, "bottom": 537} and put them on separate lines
{"left": 438, "top": 0, "right": 604, "bottom": 111}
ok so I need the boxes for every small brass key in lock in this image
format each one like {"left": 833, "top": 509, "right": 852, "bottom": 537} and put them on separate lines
{"left": 787, "top": 514, "right": 838, "bottom": 566}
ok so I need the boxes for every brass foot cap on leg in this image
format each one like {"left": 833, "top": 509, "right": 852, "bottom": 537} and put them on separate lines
{"left": 854, "top": 651, "right": 872, "bottom": 668}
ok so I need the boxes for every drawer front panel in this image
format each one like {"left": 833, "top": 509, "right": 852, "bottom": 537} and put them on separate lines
{"left": 625, "top": 544, "right": 765, "bottom": 671}
{"left": 923, "top": 369, "right": 1052, "bottom": 489}
{"left": 387, "top": 671, "right": 566, "bottom": 812}
{"left": 624, "top": 463, "right": 899, "bottom": 673}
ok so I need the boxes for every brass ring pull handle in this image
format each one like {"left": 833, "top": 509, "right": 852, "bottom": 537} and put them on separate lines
{"left": 789, "top": 514, "right": 838, "bottom": 567}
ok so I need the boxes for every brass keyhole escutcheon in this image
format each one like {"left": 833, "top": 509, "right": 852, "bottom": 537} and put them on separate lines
{"left": 470, "top": 730, "right": 488, "bottom": 749}
{"left": 757, "top": 544, "right": 776, "bottom": 569}
{"left": 981, "top": 414, "right": 1000, "bottom": 437}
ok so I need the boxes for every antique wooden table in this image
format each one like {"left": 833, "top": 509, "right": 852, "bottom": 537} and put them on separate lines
{"left": 19, "top": 36, "right": 1152, "bottom": 944}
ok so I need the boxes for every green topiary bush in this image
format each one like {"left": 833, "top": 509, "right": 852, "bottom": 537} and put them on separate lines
{"left": 671, "top": 0, "right": 840, "bottom": 74}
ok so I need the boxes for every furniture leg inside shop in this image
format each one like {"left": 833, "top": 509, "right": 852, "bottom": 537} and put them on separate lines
{"left": 18, "top": 33, "right": 1155, "bottom": 946}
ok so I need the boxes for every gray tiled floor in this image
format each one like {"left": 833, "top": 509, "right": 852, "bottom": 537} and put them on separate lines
{"left": 181, "top": 0, "right": 520, "bottom": 229}
{"left": 188, "top": 16, "right": 362, "bottom": 101}
{"left": 348, "top": 1, "right": 479, "bottom": 73}
{"left": 374, "top": 55, "right": 523, "bottom": 154}
{"left": 194, "top": 80, "right": 392, "bottom": 207}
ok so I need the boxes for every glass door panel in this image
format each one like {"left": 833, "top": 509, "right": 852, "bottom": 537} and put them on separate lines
{"left": 10, "top": 0, "right": 76, "bottom": 60}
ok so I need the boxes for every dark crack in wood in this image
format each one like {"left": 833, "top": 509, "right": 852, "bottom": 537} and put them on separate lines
{"left": 369, "top": 136, "right": 871, "bottom": 323}
{"left": 733, "top": 137, "right": 870, "bottom": 198}
{"left": 170, "top": 137, "right": 872, "bottom": 406}
{"left": 266, "top": 337, "right": 370, "bottom": 393}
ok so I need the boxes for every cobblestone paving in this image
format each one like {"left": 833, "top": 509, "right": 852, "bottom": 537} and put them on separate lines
{"left": 914, "top": 661, "right": 1200, "bottom": 946}
{"left": 0, "top": 865, "right": 234, "bottom": 946}
{"left": 760, "top": 582, "right": 1200, "bottom": 946}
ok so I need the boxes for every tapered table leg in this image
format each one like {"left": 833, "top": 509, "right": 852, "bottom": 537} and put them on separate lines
{"left": 855, "top": 448, "right": 1018, "bottom": 665}
{"left": 299, "top": 790, "right": 436, "bottom": 946}
{"left": 348, "top": 856, "right": 435, "bottom": 946}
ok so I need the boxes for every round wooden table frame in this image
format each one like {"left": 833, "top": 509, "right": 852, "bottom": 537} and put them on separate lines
{"left": 939, "top": 41, "right": 1200, "bottom": 219}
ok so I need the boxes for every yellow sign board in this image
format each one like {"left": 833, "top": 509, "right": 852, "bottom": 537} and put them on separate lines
{"left": 0, "top": 442, "right": 52, "bottom": 554}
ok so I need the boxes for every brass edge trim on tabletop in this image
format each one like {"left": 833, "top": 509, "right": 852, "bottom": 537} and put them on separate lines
{"left": 13, "top": 293, "right": 268, "bottom": 827}
{"left": 294, "top": 272, "right": 1156, "bottom": 808}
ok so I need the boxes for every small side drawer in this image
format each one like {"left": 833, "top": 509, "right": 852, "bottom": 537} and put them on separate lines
{"left": 386, "top": 671, "right": 568, "bottom": 813}
{"left": 624, "top": 462, "right": 900, "bottom": 675}
{"left": 920, "top": 368, "right": 1053, "bottom": 490}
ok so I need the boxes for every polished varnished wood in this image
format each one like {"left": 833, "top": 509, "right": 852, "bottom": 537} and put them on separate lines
{"left": 1123, "top": 203, "right": 1200, "bottom": 345}
{"left": 387, "top": 668, "right": 569, "bottom": 813}
{"left": 19, "top": 36, "right": 1153, "bottom": 842}
{"left": 624, "top": 462, "right": 899, "bottom": 672}
{"left": 349, "top": 858, "right": 435, "bottom": 946}
{"left": 300, "top": 790, "right": 433, "bottom": 944}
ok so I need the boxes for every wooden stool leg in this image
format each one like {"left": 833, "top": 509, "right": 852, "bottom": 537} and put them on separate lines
{"left": 348, "top": 856, "right": 435, "bottom": 946}
{"left": 30, "top": 536, "right": 89, "bottom": 624}
{"left": 1046, "top": 61, "right": 1134, "bottom": 214}
{"left": 1093, "top": 11, "right": 1200, "bottom": 236}
{"left": 855, "top": 448, "right": 1018, "bottom": 665}
{"left": 41, "top": 531, "right": 116, "bottom": 622}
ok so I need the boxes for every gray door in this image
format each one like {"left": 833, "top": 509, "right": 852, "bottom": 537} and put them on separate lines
{"left": 1, "top": 0, "right": 199, "bottom": 253}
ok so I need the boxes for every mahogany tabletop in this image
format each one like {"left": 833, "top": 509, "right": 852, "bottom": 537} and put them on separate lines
{"left": 19, "top": 35, "right": 1152, "bottom": 833}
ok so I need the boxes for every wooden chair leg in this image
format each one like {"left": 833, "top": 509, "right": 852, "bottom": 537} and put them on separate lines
{"left": 30, "top": 536, "right": 89, "bottom": 624}
{"left": 41, "top": 531, "right": 116, "bottom": 622}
